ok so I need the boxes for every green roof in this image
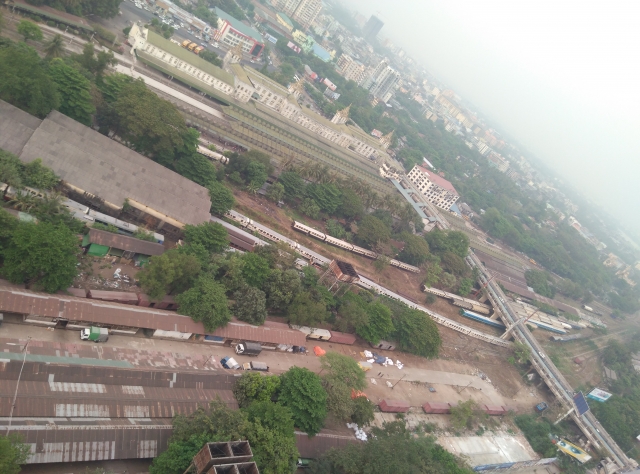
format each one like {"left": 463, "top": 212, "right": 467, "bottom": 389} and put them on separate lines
{"left": 215, "top": 7, "right": 263, "bottom": 43}
{"left": 230, "top": 63, "right": 250, "bottom": 85}
{"left": 277, "top": 12, "right": 294, "bottom": 27}
{"left": 145, "top": 29, "right": 234, "bottom": 86}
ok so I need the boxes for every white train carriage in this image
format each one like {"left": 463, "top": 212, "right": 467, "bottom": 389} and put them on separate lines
{"left": 351, "top": 245, "right": 378, "bottom": 259}
{"left": 421, "top": 285, "right": 449, "bottom": 298}
{"left": 389, "top": 259, "right": 420, "bottom": 273}
{"left": 291, "top": 221, "right": 326, "bottom": 240}
{"left": 323, "top": 235, "right": 354, "bottom": 251}
{"left": 196, "top": 145, "right": 229, "bottom": 164}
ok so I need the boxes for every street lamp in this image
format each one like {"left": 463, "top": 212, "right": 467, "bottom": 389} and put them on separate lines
{"left": 6, "top": 337, "right": 31, "bottom": 435}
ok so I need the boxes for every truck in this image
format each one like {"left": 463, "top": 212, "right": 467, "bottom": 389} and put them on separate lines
{"left": 181, "top": 39, "right": 191, "bottom": 48}
{"left": 582, "top": 305, "right": 594, "bottom": 312}
{"left": 220, "top": 356, "right": 240, "bottom": 369}
{"left": 234, "top": 341, "right": 262, "bottom": 356}
{"left": 242, "top": 361, "right": 269, "bottom": 372}
{"left": 80, "top": 326, "right": 109, "bottom": 342}
{"left": 187, "top": 42, "right": 197, "bottom": 51}
{"left": 193, "top": 46, "right": 204, "bottom": 55}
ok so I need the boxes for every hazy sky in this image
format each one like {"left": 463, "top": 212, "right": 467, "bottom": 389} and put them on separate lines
{"left": 340, "top": 0, "right": 640, "bottom": 235}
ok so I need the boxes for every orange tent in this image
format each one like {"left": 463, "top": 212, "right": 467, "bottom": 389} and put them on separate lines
{"left": 351, "top": 389, "right": 368, "bottom": 400}
{"left": 313, "top": 346, "right": 326, "bottom": 356}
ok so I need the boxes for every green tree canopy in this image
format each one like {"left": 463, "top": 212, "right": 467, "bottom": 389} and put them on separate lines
{"left": 397, "top": 232, "right": 430, "bottom": 265}
{"left": 320, "top": 352, "right": 368, "bottom": 422}
{"left": 0, "top": 41, "right": 59, "bottom": 117}
{"left": 233, "top": 372, "right": 281, "bottom": 408}
{"left": 183, "top": 222, "right": 228, "bottom": 254}
{"left": 138, "top": 250, "right": 201, "bottom": 300}
{"left": 43, "top": 34, "right": 65, "bottom": 59}
{"left": 17, "top": 20, "right": 42, "bottom": 42}
{"left": 176, "top": 275, "right": 230, "bottom": 331}
{"left": 357, "top": 214, "right": 391, "bottom": 248}
{"left": 266, "top": 182, "right": 285, "bottom": 202}
{"left": 21, "top": 158, "right": 59, "bottom": 189}
{"left": 47, "top": 58, "right": 95, "bottom": 125}
{"left": 174, "top": 152, "right": 218, "bottom": 187}
{"left": 391, "top": 306, "right": 441, "bottom": 358}
{"left": 525, "top": 269, "right": 555, "bottom": 298}
{"left": 286, "top": 291, "right": 329, "bottom": 327}
{"left": 357, "top": 301, "right": 394, "bottom": 344}
{"left": 0, "top": 434, "right": 31, "bottom": 474}
{"left": 241, "top": 253, "right": 271, "bottom": 287}
{"left": 234, "top": 284, "right": 268, "bottom": 325}
{"left": 264, "top": 268, "right": 302, "bottom": 311}
{"left": 207, "top": 180, "right": 235, "bottom": 215}
{"left": 278, "top": 171, "right": 306, "bottom": 199}
{"left": 278, "top": 367, "right": 327, "bottom": 435}
{"left": 2, "top": 222, "right": 79, "bottom": 292}
{"left": 338, "top": 187, "right": 364, "bottom": 219}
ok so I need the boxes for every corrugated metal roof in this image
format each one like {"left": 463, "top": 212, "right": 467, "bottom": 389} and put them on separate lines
{"left": 0, "top": 100, "right": 41, "bottom": 155}
{"left": 0, "top": 286, "right": 307, "bottom": 345}
{"left": 295, "top": 430, "right": 360, "bottom": 459}
{"left": 88, "top": 229, "right": 165, "bottom": 256}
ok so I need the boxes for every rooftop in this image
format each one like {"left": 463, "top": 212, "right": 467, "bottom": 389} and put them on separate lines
{"left": 416, "top": 165, "right": 458, "bottom": 195}
{"left": 277, "top": 12, "right": 294, "bottom": 27}
{"left": 215, "top": 7, "right": 263, "bottom": 43}
{"left": 0, "top": 100, "right": 41, "bottom": 156}
{"left": 87, "top": 228, "right": 165, "bottom": 256}
{"left": 145, "top": 29, "right": 234, "bottom": 86}
{"left": 243, "top": 65, "right": 291, "bottom": 96}
{"left": 230, "top": 62, "right": 251, "bottom": 85}
{"left": 4, "top": 103, "right": 212, "bottom": 226}
{"left": 311, "top": 43, "right": 332, "bottom": 62}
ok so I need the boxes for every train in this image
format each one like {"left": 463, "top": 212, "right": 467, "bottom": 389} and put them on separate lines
{"left": 66, "top": 288, "right": 178, "bottom": 310}
{"left": 422, "top": 402, "right": 518, "bottom": 416}
{"left": 422, "top": 285, "right": 492, "bottom": 316}
{"left": 459, "top": 309, "right": 506, "bottom": 329}
{"left": 196, "top": 144, "right": 229, "bottom": 165}
{"left": 289, "top": 326, "right": 357, "bottom": 345}
{"left": 1, "top": 183, "right": 165, "bottom": 244}
{"left": 223, "top": 210, "right": 330, "bottom": 266}
{"left": 291, "top": 220, "right": 420, "bottom": 274}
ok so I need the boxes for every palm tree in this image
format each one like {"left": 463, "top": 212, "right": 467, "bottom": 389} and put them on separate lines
{"left": 0, "top": 161, "right": 22, "bottom": 198}
{"left": 34, "top": 192, "right": 64, "bottom": 216}
{"left": 44, "top": 34, "right": 65, "bottom": 59}
{"left": 9, "top": 190, "right": 38, "bottom": 212}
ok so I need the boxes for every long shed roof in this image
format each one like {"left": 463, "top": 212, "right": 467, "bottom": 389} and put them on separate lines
{"left": 88, "top": 228, "right": 165, "bottom": 256}
{"left": 9, "top": 106, "right": 211, "bottom": 226}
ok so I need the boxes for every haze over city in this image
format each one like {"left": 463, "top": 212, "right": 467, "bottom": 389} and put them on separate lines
{"left": 342, "top": 0, "right": 640, "bottom": 236}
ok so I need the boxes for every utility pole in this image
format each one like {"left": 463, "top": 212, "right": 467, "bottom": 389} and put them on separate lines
{"left": 6, "top": 337, "right": 31, "bottom": 435}
{"left": 391, "top": 374, "right": 406, "bottom": 389}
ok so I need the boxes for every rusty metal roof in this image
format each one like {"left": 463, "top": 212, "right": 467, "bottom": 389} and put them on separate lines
{"left": 88, "top": 228, "right": 165, "bottom": 256}
{"left": 295, "top": 430, "right": 360, "bottom": 459}
{"left": 0, "top": 286, "right": 307, "bottom": 346}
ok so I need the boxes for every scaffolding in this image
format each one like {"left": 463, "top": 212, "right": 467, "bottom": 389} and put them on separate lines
{"left": 319, "top": 260, "right": 360, "bottom": 295}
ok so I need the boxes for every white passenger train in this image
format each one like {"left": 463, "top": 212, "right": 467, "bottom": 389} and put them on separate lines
{"left": 291, "top": 220, "right": 420, "bottom": 274}
{"left": 1, "top": 182, "right": 164, "bottom": 244}
{"left": 196, "top": 144, "right": 229, "bottom": 165}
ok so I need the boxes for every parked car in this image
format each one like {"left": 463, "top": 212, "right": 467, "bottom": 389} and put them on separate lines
{"left": 242, "top": 361, "right": 269, "bottom": 372}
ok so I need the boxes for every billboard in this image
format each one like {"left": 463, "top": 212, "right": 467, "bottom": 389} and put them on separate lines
{"left": 555, "top": 439, "right": 592, "bottom": 464}
{"left": 587, "top": 388, "right": 612, "bottom": 402}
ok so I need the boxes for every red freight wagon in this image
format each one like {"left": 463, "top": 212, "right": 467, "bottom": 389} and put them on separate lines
{"left": 329, "top": 331, "right": 356, "bottom": 345}
{"left": 379, "top": 399, "right": 410, "bottom": 413}
{"left": 484, "top": 405, "right": 506, "bottom": 416}
{"left": 422, "top": 402, "right": 451, "bottom": 414}
{"left": 502, "top": 405, "right": 518, "bottom": 414}
{"left": 66, "top": 288, "right": 88, "bottom": 298}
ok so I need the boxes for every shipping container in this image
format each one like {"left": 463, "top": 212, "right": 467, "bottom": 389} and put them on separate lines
{"left": 328, "top": 331, "right": 356, "bottom": 345}
{"left": 379, "top": 399, "right": 410, "bottom": 413}
{"left": 422, "top": 402, "right": 451, "bottom": 414}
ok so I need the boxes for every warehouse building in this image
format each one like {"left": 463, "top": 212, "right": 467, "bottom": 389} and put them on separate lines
{"left": 0, "top": 100, "right": 212, "bottom": 240}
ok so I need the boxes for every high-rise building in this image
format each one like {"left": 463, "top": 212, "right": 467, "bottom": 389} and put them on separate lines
{"left": 362, "top": 15, "right": 384, "bottom": 41}
{"left": 364, "top": 59, "right": 400, "bottom": 103}
{"left": 407, "top": 165, "right": 459, "bottom": 211}
{"left": 336, "top": 54, "right": 368, "bottom": 84}
{"left": 291, "top": 0, "right": 323, "bottom": 29}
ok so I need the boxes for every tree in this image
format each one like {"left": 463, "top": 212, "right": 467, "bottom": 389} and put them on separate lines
{"left": 336, "top": 294, "right": 369, "bottom": 333}
{"left": 111, "top": 79, "right": 192, "bottom": 164}
{"left": 264, "top": 269, "right": 301, "bottom": 311}
{"left": 266, "top": 182, "right": 285, "bottom": 202}
{"left": 207, "top": 180, "right": 235, "bottom": 215}
{"left": 300, "top": 198, "right": 320, "bottom": 219}
{"left": 246, "top": 160, "right": 268, "bottom": 189}
{"left": 199, "top": 50, "right": 222, "bottom": 67}
{"left": 183, "top": 222, "right": 228, "bottom": 254}
{"left": 457, "top": 277, "right": 473, "bottom": 297}
{"left": 278, "top": 171, "right": 305, "bottom": 199}
{"left": 357, "top": 302, "right": 394, "bottom": 344}
{"left": 286, "top": 291, "right": 328, "bottom": 326}
{"left": 441, "top": 251, "right": 466, "bottom": 276}
{"left": 21, "top": 158, "right": 59, "bottom": 189}
{"left": 233, "top": 372, "right": 281, "bottom": 408}
{"left": 17, "top": 20, "right": 42, "bottom": 42}
{"left": 422, "top": 261, "right": 442, "bottom": 288}
{"left": 43, "top": 34, "right": 65, "bottom": 59}
{"left": 234, "top": 284, "right": 268, "bottom": 325}
{"left": 175, "top": 152, "right": 218, "bottom": 187}
{"left": 321, "top": 352, "right": 367, "bottom": 421}
{"left": 392, "top": 307, "right": 441, "bottom": 358}
{"left": 138, "top": 250, "right": 201, "bottom": 300}
{"left": 306, "top": 183, "right": 342, "bottom": 214}
{"left": 351, "top": 396, "right": 375, "bottom": 426}
{"left": 0, "top": 434, "right": 31, "bottom": 474}
{"left": 0, "top": 209, "right": 18, "bottom": 259}
{"left": 525, "top": 269, "right": 555, "bottom": 298}
{"left": 338, "top": 188, "right": 364, "bottom": 219}
{"left": 397, "top": 233, "right": 430, "bottom": 265}
{"left": 2, "top": 222, "right": 79, "bottom": 292}
{"left": 450, "top": 400, "right": 486, "bottom": 430}
{"left": 176, "top": 275, "right": 230, "bottom": 331}
{"left": 0, "top": 152, "right": 23, "bottom": 197}
{"left": 241, "top": 253, "right": 271, "bottom": 287}
{"left": 278, "top": 367, "right": 327, "bottom": 435}
{"left": 357, "top": 214, "right": 391, "bottom": 248}
{"left": 0, "top": 41, "right": 60, "bottom": 117}
{"left": 244, "top": 404, "right": 299, "bottom": 474}
{"left": 438, "top": 272, "right": 457, "bottom": 291}
{"left": 47, "top": 58, "right": 95, "bottom": 126}
{"left": 373, "top": 254, "right": 390, "bottom": 273}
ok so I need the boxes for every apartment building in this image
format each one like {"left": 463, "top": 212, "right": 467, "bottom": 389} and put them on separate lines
{"left": 273, "top": 0, "right": 322, "bottom": 30}
{"left": 407, "top": 164, "right": 459, "bottom": 211}
{"left": 336, "top": 54, "right": 368, "bottom": 84}
{"left": 214, "top": 8, "right": 264, "bottom": 57}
